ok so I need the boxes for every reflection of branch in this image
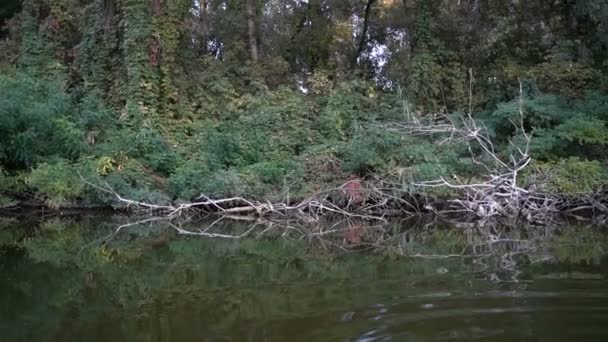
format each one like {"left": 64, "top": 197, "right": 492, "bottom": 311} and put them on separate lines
{"left": 73, "top": 212, "right": 582, "bottom": 284}
{"left": 167, "top": 221, "right": 259, "bottom": 239}
{"left": 115, "top": 216, "right": 168, "bottom": 234}
{"left": 384, "top": 222, "right": 557, "bottom": 283}
{"left": 76, "top": 216, "right": 168, "bottom": 256}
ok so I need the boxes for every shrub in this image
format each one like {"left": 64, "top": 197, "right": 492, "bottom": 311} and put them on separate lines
{"left": 0, "top": 73, "right": 85, "bottom": 169}
{"left": 486, "top": 92, "right": 608, "bottom": 161}
{"left": 28, "top": 160, "right": 84, "bottom": 207}
{"left": 99, "top": 159, "right": 171, "bottom": 206}
{"left": 484, "top": 94, "right": 570, "bottom": 140}
{"left": 0, "top": 167, "right": 17, "bottom": 207}
{"left": 319, "top": 80, "right": 375, "bottom": 140}
{"left": 534, "top": 157, "right": 608, "bottom": 194}
{"left": 168, "top": 160, "right": 211, "bottom": 200}
{"left": 299, "top": 146, "right": 344, "bottom": 184}
{"left": 240, "top": 159, "right": 306, "bottom": 198}
{"left": 528, "top": 61, "right": 599, "bottom": 99}
{"left": 555, "top": 117, "right": 608, "bottom": 146}
{"left": 199, "top": 170, "right": 246, "bottom": 198}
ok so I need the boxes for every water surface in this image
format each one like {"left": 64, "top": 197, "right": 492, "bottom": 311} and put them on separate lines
{"left": 1, "top": 215, "right": 607, "bottom": 341}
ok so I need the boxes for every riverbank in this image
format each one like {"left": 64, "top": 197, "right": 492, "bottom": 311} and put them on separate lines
{"left": 3, "top": 178, "right": 607, "bottom": 228}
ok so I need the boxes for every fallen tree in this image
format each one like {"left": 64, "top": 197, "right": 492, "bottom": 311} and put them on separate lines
{"left": 381, "top": 79, "right": 608, "bottom": 224}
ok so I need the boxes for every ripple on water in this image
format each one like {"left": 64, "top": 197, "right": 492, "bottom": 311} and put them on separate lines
{"left": 343, "top": 285, "right": 608, "bottom": 342}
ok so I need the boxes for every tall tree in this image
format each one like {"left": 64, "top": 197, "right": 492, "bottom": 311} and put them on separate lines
{"left": 354, "top": 0, "right": 376, "bottom": 66}
{"left": 0, "top": 0, "right": 20, "bottom": 38}
{"left": 198, "top": 0, "right": 209, "bottom": 54}
{"left": 246, "top": 0, "right": 259, "bottom": 62}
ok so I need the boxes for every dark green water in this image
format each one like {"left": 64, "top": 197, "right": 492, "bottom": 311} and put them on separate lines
{"left": 1, "top": 215, "right": 608, "bottom": 341}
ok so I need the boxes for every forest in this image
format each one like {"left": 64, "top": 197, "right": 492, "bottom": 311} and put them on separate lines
{"left": 1, "top": 0, "right": 608, "bottom": 222}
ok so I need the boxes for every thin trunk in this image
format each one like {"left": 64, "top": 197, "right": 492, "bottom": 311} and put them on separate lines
{"left": 199, "top": 0, "right": 208, "bottom": 54}
{"left": 354, "top": 0, "right": 375, "bottom": 66}
{"left": 246, "top": 0, "right": 259, "bottom": 62}
{"left": 103, "top": 0, "right": 115, "bottom": 32}
{"left": 151, "top": 0, "right": 163, "bottom": 16}
{"left": 149, "top": 0, "right": 163, "bottom": 67}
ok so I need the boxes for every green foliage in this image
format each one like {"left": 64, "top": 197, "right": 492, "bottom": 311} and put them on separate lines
{"left": 200, "top": 169, "right": 246, "bottom": 198}
{"left": 573, "top": 91, "right": 608, "bottom": 121}
{"left": 555, "top": 117, "right": 608, "bottom": 146}
{"left": 0, "top": 168, "right": 17, "bottom": 207}
{"left": 96, "top": 157, "right": 171, "bottom": 206}
{"left": 168, "top": 159, "right": 211, "bottom": 200}
{"left": 485, "top": 94, "right": 570, "bottom": 137}
{"left": 528, "top": 61, "right": 600, "bottom": 98}
{"left": 319, "top": 80, "right": 376, "bottom": 139}
{"left": 406, "top": 52, "right": 442, "bottom": 112}
{"left": 342, "top": 128, "right": 400, "bottom": 174}
{"left": 139, "top": 132, "right": 179, "bottom": 176}
{"left": 285, "top": 0, "right": 333, "bottom": 71}
{"left": 484, "top": 91, "right": 608, "bottom": 162}
{"left": 342, "top": 126, "right": 469, "bottom": 183}
{"left": 28, "top": 160, "right": 84, "bottom": 207}
{"left": 0, "top": 72, "right": 85, "bottom": 169}
{"left": 297, "top": 146, "right": 344, "bottom": 186}
{"left": 242, "top": 161, "right": 292, "bottom": 185}
{"left": 534, "top": 157, "right": 608, "bottom": 194}
{"left": 18, "top": 0, "right": 55, "bottom": 72}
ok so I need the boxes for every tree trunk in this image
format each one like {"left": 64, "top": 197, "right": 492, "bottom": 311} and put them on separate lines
{"left": 151, "top": 0, "right": 163, "bottom": 16}
{"left": 103, "top": 0, "right": 115, "bottom": 32}
{"left": 246, "top": 0, "right": 259, "bottom": 62}
{"left": 149, "top": 0, "right": 163, "bottom": 67}
{"left": 199, "top": 0, "right": 209, "bottom": 54}
{"left": 354, "top": 0, "right": 375, "bottom": 66}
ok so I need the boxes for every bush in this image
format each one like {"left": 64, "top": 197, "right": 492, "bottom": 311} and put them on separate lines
{"left": 486, "top": 92, "right": 608, "bottom": 161}
{"left": 484, "top": 94, "right": 570, "bottom": 140}
{"left": 98, "top": 159, "right": 171, "bottom": 206}
{"left": 168, "top": 160, "right": 211, "bottom": 200}
{"left": 0, "top": 73, "right": 85, "bottom": 169}
{"left": 199, "top": 170, "right": 246, "bottom": 198}
{"left": 299, "top": 146, "right": 344, "bottom": 184}
{"left": 342, "top": 127, "right": 403, "bottom": 174}
{"left": 0, "top": 167, "right": 17, "bottom": 207}
{"left": 319, "top": 80, "right": 375, "bottom": 140}
{"left": 534, "top": 157, "right": 608, "bottom": 194}
{"left": 28, "top": 160, "right": 84, "bottom": 207}
{"left": 240, "top": 159, "right": 306, "bottom": 197}
{"left": 528, "top": 61, "right": 599, "bottom": 99}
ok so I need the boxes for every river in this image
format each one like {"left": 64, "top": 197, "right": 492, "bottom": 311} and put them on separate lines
{"left": 1, "top": 214, "right": 607, "bottom": 341}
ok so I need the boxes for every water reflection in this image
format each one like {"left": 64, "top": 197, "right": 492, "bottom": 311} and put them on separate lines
{"left": 0, "top": 214, "right": 607, "bottom": 341}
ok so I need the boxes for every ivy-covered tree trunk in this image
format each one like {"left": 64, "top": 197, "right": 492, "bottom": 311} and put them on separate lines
{"left": 120, "top": 0, "right": 156, "bottom": 117}
{"left": 77, "top": 0, "right": 192, "bottom": 120}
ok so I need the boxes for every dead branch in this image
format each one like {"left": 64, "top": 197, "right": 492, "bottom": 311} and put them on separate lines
{"left": 379, "top": 78, "right": 607, "bottom": 224}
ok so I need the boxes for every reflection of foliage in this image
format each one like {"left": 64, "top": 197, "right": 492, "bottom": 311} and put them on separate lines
{"left": 1, "top": 216, "right": 607, "bottom": 341}
{"left": 0, "top": 217, "right": 19, "bottom": 247}
{"left": 552, "top": 228, "right": 608, "bottom": 264}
